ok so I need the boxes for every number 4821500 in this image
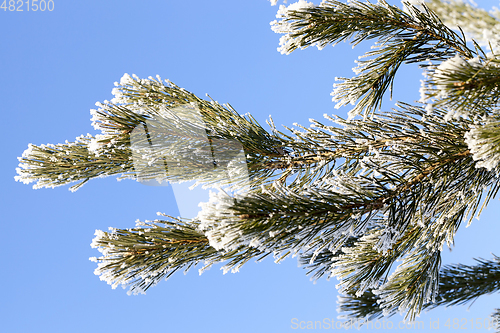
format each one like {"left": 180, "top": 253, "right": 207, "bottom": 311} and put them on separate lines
{"left": 1, "top": 0, "right": 54, "bottom": 11}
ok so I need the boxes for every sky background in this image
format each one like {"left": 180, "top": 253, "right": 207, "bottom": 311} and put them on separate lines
{"left": 2, "top": 0, "right": 500, "bottom": 332}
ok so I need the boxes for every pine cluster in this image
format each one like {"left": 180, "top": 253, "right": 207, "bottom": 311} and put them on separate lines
{"left": 15, "top": 0, "right": 500, "bottom": 325}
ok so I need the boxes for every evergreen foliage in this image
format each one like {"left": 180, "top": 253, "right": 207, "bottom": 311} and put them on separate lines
{"left": 15, "top": 0, "right": 500, "bottom": 326}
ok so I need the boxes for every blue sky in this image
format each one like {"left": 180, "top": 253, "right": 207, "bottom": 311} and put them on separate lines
{"left": 2, "top": 1, "right": 500, "bottom": 332}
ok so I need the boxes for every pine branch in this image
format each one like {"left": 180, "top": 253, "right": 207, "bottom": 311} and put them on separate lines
{"left": 14, "top": 134, "right": 132, "bottom": 192}
{"left": 15, "top": 75, "right": 316, "bottom": 191}
{"left": 373, "top": 249, "right": 441, "bottom": 321}
{"left": 420, "top": 52, "right": 500, "bottom": 119}
{"left": 325, "top": 154, "right": 500, "bottom": 319}
{"left": 433, "top": 255, "right": 500, "bottom": 307}
{"left": 90, "top": 214, "right": 270, "bottom": 294}
{"left": 465, "top": 113, "right": 500, "bottom": 170}
{"left": 491, "top": 308, "right": 500, "bottom": 333}
{"left": 338, "top": 254, "right": 500, "bottom": 320}
{"left": 271, "top": 0, "right": 475, "bottom": 118}
{"left": 426, "top": 0, "right": 500, "bottom": 50}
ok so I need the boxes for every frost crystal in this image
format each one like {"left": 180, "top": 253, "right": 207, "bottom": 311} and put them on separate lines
{"left": 465, "top": 123, "right": 500, "bottom": 171}
{"left": 432, "top": 54, "right": 468, "bottom": 98}
{"left": 270, "top": 0, "right": 315, "bottom": 54}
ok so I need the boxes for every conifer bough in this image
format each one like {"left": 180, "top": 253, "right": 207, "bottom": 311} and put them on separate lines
{"left": 15, "top": 0, "right": 500, "bottom": 327}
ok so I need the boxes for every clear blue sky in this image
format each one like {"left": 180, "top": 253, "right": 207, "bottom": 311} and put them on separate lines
{"left": 2, "top": 1, "right": 500, "bottom": 332}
